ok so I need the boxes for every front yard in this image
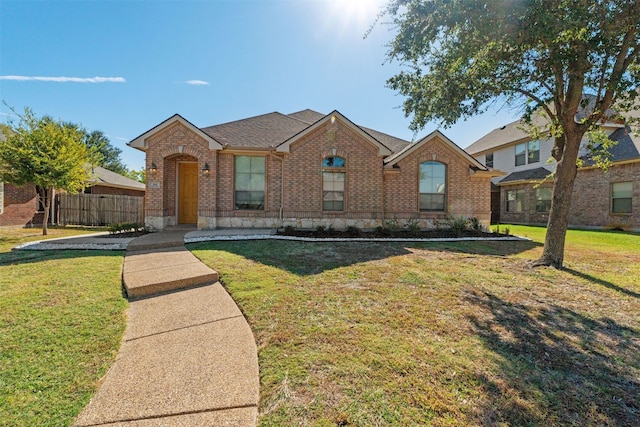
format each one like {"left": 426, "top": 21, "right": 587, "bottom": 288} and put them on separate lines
{"left": 190, "top": 225, "right": 640, "bottom": 426}
{"left": 1, "top": 225, "right": 638, "bottom": 426}
{"left": 0, "top": 227, "right": 127, "bottom": 427}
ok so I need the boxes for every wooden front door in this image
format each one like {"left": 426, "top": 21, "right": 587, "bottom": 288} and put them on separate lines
{"left": 178, "top": 162, "right": 198, "bottom": 224}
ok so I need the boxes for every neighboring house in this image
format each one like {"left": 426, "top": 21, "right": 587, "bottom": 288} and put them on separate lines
{"left": 0, "top": 166, "right": 145, "bottom": 227}
{"left": 129, "top": 109, "right": 500, "bottom": 231}
{"left": 85, "top": 166, "right": 145, "bottom": 197}
{"left": 0, "top": 182, "right": 41, "bottom": 227}
{"left": 466, "top": 109, "right": 640, "bottom": 231}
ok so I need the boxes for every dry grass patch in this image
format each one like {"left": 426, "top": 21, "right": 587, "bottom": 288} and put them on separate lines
{"left": 190, "top": 227, "right": 639, "bottom": 426}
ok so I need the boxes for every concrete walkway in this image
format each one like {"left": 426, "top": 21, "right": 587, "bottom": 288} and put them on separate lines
{"left": 72, "top": 230, "right": 260, "bottom": 427}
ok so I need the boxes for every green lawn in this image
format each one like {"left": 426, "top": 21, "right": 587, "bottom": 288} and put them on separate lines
{"left": 190, "top": 226, "right": 640, "bottom": 426}
{"left": 0, "top": 227, "right": 127, "bottom": 427}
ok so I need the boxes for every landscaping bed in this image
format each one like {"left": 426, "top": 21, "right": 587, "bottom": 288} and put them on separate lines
{"left": 277, "top": 226, "right": 508, "bottom": 239}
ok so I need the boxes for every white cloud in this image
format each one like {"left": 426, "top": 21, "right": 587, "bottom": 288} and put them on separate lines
{"left": 106, "top": 135, "right": 130, "bottom": 142}
{"left": 0, "top": 75, "right": 126, "bottom": 83}
{"left": 185, "top": 80, "right": 210, "bottom": 85}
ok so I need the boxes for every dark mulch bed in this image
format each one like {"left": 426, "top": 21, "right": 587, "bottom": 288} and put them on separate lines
{"left": 277, "top": 228, "right": 509, "bottom": 239}
{"left": 105, "top": 230, "right": 149, "bottom": 238}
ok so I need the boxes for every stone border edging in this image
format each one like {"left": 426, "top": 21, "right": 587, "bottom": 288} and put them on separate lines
{"left": 13, "top": 233, "right": 529, "bottom": 251}
{"left": 185, "top": 234, "right": 530, "bottom": 244}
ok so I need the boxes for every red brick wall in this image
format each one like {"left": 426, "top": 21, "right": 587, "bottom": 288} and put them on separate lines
{"left": 139, "top": 118, "right": 494, "bottom": 229}
{"left": 217, "top": 153, "right": 235, "bottom": 211}
{"left": 0, "top": 183, "right": 38, "bottom": 226}
{"left": 144, "top": 122, "right": 217, "bottom": 219}
{"left": 499, "top": 183, "right": 551, "bottom": 225}
{"left": 282, "top": 120, "right": 384, "bottom": 214}
{"left": 570, "top": 162, "right": 639, "bottom": 230}
{"left": 385, "top": 137, "right": 492, "bottom": 223}
{"left": 499, "top": 162, "right": 639, "bottom": 231}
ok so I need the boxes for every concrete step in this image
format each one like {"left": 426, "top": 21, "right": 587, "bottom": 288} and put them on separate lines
{"left": 123, "top": 246, "right": 219, "bottom": 299}
{"left": 126, "top": 231, "right": 189, "bottom": 251}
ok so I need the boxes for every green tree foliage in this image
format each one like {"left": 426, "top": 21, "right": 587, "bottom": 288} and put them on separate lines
{"left": 83, "top": 130, "right": 129, "bottom": 175}
{"left": 0, "top": 107, "right": 93, "bottom": 235}
{"left": 382, "top": 0, "right": 640, "bottom": 268}
{"left": 124, "top": 168, "right": 146, "bottom": 183}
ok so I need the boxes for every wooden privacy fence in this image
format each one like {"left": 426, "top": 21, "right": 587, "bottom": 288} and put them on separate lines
{"left": 58, "top": 193, "right": 144, "bottom": 226}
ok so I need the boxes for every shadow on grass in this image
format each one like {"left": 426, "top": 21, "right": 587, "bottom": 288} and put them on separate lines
{"left": 465, "top": 290, "right": 640, "bottom": 426}
{"left": 0, "top": 249, "right": 124, "bottom": 267}
{"left": 563, "top": 267, "right": 640, "bottom": 299}
{"left": 190, "top": 238, "right": 540, "bottom": 276}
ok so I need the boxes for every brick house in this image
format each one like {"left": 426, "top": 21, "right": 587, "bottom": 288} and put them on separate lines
{"left": 85, "top": 166, "right": 145, "bottom": 197}
{"left": 129, "top": 110, "right": 500, "bottom": 231}
{"left": 466, "top": 113, "right": 640, "bottom": 231}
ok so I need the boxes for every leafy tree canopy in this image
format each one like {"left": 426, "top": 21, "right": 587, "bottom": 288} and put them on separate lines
{"left": 382, "top": 0, "right": 639, "bottom": 268}
{"left": 0, "top": 107, "right": 93, "bottom": 234}
{"left": 124, "top": 168, "right": 146, "bottom": 183}
{"left": 385, "top": 0, "right": 639, "bottom": 133}
{"left": 83, "top": 129, "right": 129, "bottom": 175}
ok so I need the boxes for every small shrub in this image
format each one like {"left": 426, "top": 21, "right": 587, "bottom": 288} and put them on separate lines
{"left": 446, "top": 216, "right": 469, "bottom": 237}
{"left": 374, "top": 225, "right": 391, "bottom": 237}
{"left": 108, "top": 223, "right": 123, "bottom": 235}
{"left": 315, "top": 225, "right": 327, "bottom": 235}
{"left": 346, "top": 225, "right": 361, "bottom": 237}
{"left": 405, "top": 219, "right": 422, "bottom": 236}
{"left": 432, "top": 218, "right": 446, "bottom": 229}
{"left": 468, "top": 217, "right": 482, "bottom": 232}
{"left": 384, "top": 218, "right": 400, "bottom": 230}
{"left": 492, "top": 225, "right": 501, "bottom": 235}
{"left": 283, "top": 225, "right": 296, "bottom": 235}
{"left": 503, "top": 226, "right": 511, "bottom": 236}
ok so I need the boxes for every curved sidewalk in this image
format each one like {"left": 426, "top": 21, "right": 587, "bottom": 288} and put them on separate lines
{"left": 73, "top": 231, "right": 260, "bottom": 427}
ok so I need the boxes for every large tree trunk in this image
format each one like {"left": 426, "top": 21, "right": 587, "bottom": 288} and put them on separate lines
{"left": 534, "top": 129, "right": 582, "bottom": 268}
{"left": 41, "top": 187, "right": 51, "bottom": 236}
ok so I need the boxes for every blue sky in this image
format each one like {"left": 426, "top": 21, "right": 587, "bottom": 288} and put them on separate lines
{"left": 1, "top": 0, "right": 520, "bottom": 171}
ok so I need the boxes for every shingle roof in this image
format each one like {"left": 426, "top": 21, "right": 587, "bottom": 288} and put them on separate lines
{"left": 360, "top": 127, "right": 411, "bottom": 154}
{"left": 286, "top": 109, "right": 325, "bottom": 124}
{"left": 88, "top": 166, "right": 145, "bottom": 190}
{"left": 498, "top": 167, "right": 553, "bottom": 184}
{"left": 200, "top": 112, "right": 310, "bottom": 149}
{"left": 465, "top": 114, "right": 551, "bottom": 155}
{"left": 608, "top": 126, "right": 640, "bottom": 161}
{"left": 199, "top": 109, "right": 411, "bottom": 153}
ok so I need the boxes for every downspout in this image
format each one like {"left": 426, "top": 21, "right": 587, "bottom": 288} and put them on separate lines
{"left": 268, "top": 151, "right": 284, "bottom": 228}
{"left": 382, "top": 158, "right": 387, "bottom": 224}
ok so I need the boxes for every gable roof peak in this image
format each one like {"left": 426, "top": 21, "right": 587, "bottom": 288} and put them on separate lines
{"left": 276, "top": 110, "right": 393, "bottom": 156}
{"left": 129, "top": 113, "right": 223, "bottom": 152}
{"left": 384, "top": 129, "right": 488, "bottom": 171}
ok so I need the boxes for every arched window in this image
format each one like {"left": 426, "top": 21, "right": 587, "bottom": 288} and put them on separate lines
{"left": 322, "top": 156, "right": 345, "bottom": 211}
{"left": 419, "top": 161, "right": 446, "bottom": 211}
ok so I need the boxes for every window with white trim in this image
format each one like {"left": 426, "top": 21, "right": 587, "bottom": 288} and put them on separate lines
{"left": 515, "top": 140, "right": 540, "bottom": 166}
{"left": 322, "top": 156, "right": 345, "bottom": 211}
{"left": 611, "top": 181, "right": 632, "bottom": 214}
{"left": 419, "top": 161, "right": 446, "bottom": 211}
{"left": 506, "top": 189, "right": 525, "bottom": 212}
{"left": 485, "top": 152, "right": 494, "bottom": 168}
{"left": 535, "top": 187, "right": 552, "bottom": 212}
{"left": 234, "top": 156, "right": 265, "bottom": 210}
